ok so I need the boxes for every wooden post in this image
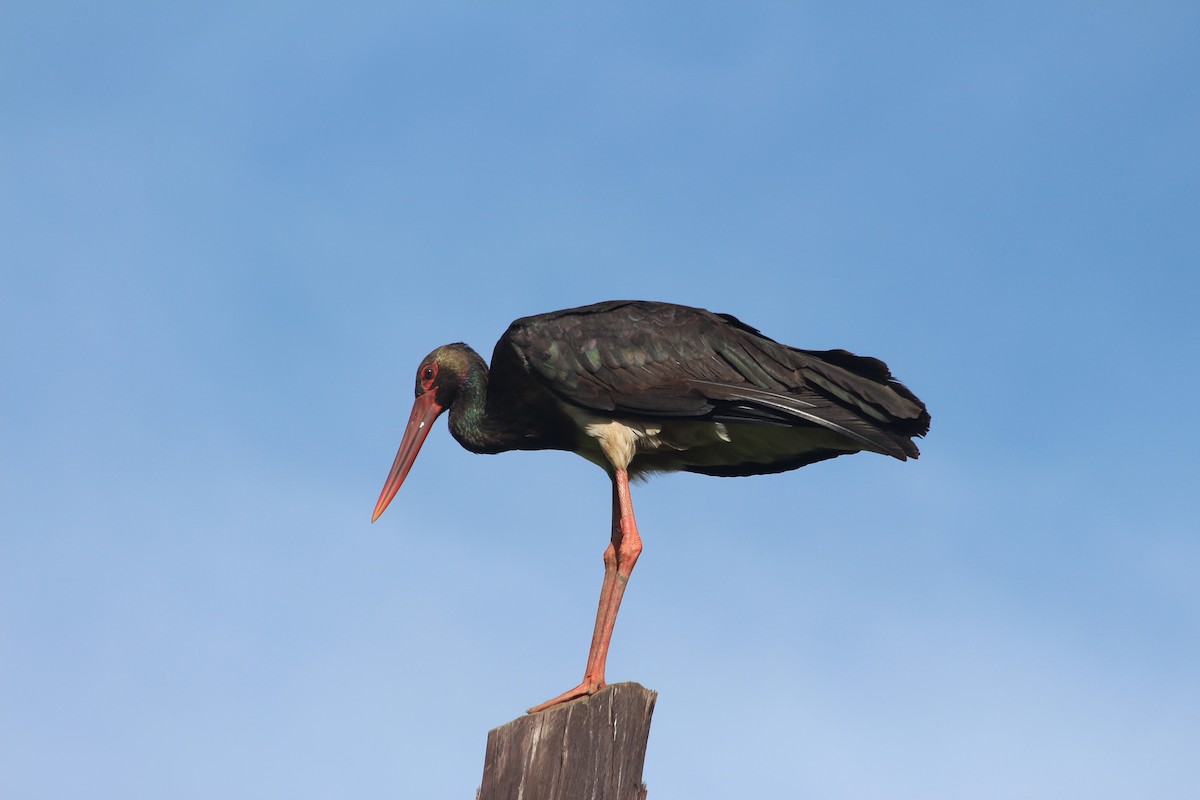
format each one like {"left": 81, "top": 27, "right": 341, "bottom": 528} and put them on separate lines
{"left": 478, "top": 682, "right": 657, "bottom": 800}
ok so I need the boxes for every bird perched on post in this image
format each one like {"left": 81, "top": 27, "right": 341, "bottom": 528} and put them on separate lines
{"left": 372, "top": 300, "right": 930, "bottom": 713}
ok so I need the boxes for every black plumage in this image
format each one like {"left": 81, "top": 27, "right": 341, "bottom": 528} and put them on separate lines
{"left": 491, "top": 300, "right": 929, "bottom": 476}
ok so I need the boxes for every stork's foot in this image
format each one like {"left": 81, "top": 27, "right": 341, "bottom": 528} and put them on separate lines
{"left": 527, "top": 677, "right": 606, "bottom": 714}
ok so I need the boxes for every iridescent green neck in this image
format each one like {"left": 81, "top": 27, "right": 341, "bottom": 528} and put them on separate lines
{"left": 446, "top": 349, "right": 505, "bottom": 454}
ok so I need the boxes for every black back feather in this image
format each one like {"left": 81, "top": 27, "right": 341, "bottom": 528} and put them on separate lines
{"left": 494, "top": 300, "right": 930, "bottom": 461}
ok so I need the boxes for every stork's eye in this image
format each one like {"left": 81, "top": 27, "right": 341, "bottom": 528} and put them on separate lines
{"left": 420, "top": 362, "right": 438, "bottom": 389}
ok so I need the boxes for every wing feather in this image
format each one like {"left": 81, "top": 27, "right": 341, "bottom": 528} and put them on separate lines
{"left": 497, "top": 300, "right": 929, "bottom": 460}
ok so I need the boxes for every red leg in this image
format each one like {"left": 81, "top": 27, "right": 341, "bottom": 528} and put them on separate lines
{"left": 528, "top": 469, "right": 643, "bottom": 713}
{"left": 587, "top": 469, "right": 642, "bottom": 683}
{"left": 583, "top": 484, "right": 623, "bottom": 679}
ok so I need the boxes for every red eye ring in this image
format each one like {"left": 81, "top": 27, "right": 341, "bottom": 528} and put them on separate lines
{"left": 420, "top": 361, "right": 438, "bottom": 389}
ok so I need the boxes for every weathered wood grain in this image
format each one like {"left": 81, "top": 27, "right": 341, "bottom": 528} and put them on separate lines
{"left": 478, "top": 682, "right": 657, "bottom": 800}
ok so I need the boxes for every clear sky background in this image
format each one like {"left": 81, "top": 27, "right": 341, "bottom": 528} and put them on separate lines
{"left": 3, "top": 3, "right": 1198, "bottom": 798}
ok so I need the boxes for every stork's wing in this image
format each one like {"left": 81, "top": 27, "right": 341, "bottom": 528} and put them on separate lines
{"left": 496, "top": 301, "right": 929, "bottom": 460}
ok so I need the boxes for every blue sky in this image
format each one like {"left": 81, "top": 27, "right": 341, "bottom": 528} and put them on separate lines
{"left": 3, "top": 3, "right": 1198, "bottom": 797}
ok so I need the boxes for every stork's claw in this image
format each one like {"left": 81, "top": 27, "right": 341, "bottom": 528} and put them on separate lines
{"left": 527, "top": 678, "right": 606, "bottom": 714}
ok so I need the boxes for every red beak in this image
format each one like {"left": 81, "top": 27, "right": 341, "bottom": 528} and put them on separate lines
{"left": 372, "top": 391, "right": 445, "bottom": 522}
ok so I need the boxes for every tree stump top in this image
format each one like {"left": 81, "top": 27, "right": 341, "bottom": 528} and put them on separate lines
{"left": 479, "top": 682, "right": 657, "bottom": 800}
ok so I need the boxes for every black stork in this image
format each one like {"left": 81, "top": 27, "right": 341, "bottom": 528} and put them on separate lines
{"left": 372, "top": 300, "right": 929, "bottom": 713}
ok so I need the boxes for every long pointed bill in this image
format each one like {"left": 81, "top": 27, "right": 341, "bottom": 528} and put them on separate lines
{"left": 371, "top": 392, "right": 445, "bottom": 522}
